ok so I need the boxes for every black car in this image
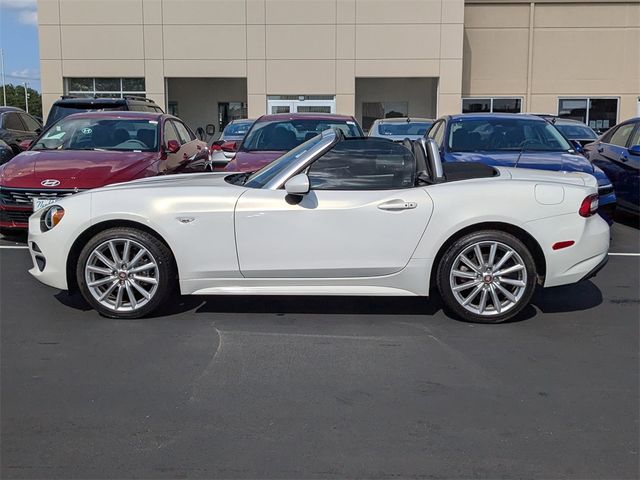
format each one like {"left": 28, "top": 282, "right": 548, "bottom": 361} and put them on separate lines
{"left": 45, "top": 95, "right": 164, "bottom": 127}
{"left": 0, "top": 106, "right": 43, "bottom": 156}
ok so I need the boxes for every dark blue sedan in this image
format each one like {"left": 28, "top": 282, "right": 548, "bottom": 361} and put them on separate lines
{"left": 426, "top": 114, "right": 616, "bottom": 221}
{"left": 583, "top": 117, "right": 639, "bottom": 216}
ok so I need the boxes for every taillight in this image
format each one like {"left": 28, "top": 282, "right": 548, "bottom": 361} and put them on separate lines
{"left": 210, "top": 143, "right": 222, "bottom": 151}
{"left": 579, "top": 194, "right": 599, "bottom": 217}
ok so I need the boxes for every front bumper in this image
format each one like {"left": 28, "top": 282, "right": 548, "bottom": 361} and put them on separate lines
{"left": 28, "top": 214, "right": 70, "bottom": 290}
{"left": 0, "top": 205, "right": 31, "bottom": 229}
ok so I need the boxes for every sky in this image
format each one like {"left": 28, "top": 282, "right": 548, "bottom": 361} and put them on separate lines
{"left": 0, "top": 0, "right": 41, "bottom": 91}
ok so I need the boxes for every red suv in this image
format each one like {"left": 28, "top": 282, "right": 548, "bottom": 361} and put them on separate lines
{"left": 224, "top": 113, "right": 364, "bottom": 172}
{"left": 0, "top": 111, "right": 208, "bottom": 231}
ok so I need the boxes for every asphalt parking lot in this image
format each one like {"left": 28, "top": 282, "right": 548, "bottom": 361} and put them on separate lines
{"left": 1, "top": 217, "right": 638, "bottom": 479}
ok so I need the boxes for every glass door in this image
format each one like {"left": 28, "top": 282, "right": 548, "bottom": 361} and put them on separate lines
{"left": 267, "top": 96, "right": 336, "bottom": 115}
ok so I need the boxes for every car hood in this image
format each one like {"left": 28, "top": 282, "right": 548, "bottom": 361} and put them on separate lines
{"left": 225, "top": 150, "right": 284, "bottom": 172}
{"left": 0, "top": 150, "right": 158, "bottom": 189}
{"left": 447, "top": 151, "right": 595, "bottom": 174}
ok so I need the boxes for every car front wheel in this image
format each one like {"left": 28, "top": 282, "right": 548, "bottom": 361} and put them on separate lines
{"left": 76, "top": 227, "right": 177, "bottom": 319}
{"left": 437, "top": 230, "right": 537, "bottom": 323}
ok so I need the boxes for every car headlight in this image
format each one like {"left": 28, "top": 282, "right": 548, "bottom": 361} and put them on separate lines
{"left": 41, "top": 205, "right": 65, "bottom": 231}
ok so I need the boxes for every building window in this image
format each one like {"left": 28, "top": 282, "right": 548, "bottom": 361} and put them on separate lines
{"left": 558, "top": 98, "right": 618, "bottom": 134}
{"left": 65, "top": 77, "right": 146, "bottom": 98}
{"left": 462, "top": 98, "right": 522, "bottom": 114}
{"left": 362, "top": 101, "right": 408, "bottom": 131}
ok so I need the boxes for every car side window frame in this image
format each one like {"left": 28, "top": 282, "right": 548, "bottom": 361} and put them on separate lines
{"left": 162, "top": 118, "right": 181, "bottom": 147}
{"left": 607, "top": 123, "right": 635, "bottom": 148}
{"left": 305, "top": 138, "right": 417, "bottom": 191}
{"left": 18, "top": 113, "right": 42, "bottom": 133}
{"left": 429, "top": 120, "right": 446, "bottom": 149}
{"left": 2, "top": 112, "right": 27, "bottom": 132}
{"left": 172, "top": 120, "right": 192, "bottom": 145}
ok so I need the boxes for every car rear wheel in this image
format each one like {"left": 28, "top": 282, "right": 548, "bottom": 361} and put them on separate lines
{"left": 76, "top": 227, "right": 177, "bottom": 319}
{"left": 437, "top": 231, "right": 537, "bottom": 323}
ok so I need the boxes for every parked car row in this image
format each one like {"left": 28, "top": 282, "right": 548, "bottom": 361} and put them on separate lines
{"left": 1, "top": 97, "right": 638, "bottom": 234}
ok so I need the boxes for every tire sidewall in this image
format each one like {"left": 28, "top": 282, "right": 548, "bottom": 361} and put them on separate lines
{"left": 437, "top": 230, "right": 537, "bottom": 324}
{"left": 76, "top": 227, "right": 176, "bottom": 319}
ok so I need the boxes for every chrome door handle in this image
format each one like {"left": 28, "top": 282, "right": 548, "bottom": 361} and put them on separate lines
{"left": 378, "top": 199, "right": 417, "bottom": 211}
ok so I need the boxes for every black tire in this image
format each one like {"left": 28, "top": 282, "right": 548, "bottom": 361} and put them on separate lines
{"left": 436, "top": 230, "right": 537, "bottom": 324}
{"left": 76, "top": 227, "right": 177, "bottom": 319}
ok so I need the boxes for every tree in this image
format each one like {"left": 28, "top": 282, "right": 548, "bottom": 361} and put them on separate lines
{"left": 1, "top": 84, "right": 42, "bottom": 118}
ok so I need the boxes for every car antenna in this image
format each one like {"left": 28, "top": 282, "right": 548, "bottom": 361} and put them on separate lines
{"left": 515, "top": 144, "right": 525, "bottom": 168}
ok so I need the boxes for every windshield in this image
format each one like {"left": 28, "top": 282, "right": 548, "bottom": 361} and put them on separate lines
{"left": 32, "top": 117, "right": 159, "bottom": 152}
{"left": 46, "top": 104, "right": 126, "bottom": 126}
{"left": 377, "top": 121, "right": 432, "bottom": 136}
{"left": 449, "top": 118, "right": 573, "bottom": 152}
{"left": 223, "top": 121, "right": 253, "bottom": 137}
{"left": 240, "top": 133, "right": 331, "bottom": 189}
{"left": 240, "top": 119, "right": 361, "bottom": 152}
{"left": 555, "top": 123, "right": 598, "bottom": 140}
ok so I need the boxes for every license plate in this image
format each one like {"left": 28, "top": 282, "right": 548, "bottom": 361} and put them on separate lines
{"left": 33, "top": 197, "right": 58, "bottom": 211}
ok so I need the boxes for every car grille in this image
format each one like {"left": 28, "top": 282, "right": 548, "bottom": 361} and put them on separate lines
{"left": 0, "top": 187, "right": 80, "bottom": 207}
{"left": 0, "top": 209, "right": 32, "bottom": 224}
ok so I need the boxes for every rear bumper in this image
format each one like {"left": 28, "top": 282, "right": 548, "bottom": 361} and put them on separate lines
{"left": 526, "top": 213, "right": 610, "bottom": 288}
{"left": 579, "top": 254, "right": 608, "bottom": 282}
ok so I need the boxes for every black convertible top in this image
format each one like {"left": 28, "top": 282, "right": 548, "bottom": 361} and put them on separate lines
{"left": 442, "top": 162, "right": 498, "bottom": 182}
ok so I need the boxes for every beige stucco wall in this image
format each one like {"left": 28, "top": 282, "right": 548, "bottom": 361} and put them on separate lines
{"left": 463, "top": 0, "right": 640, "bottom": 120}
{"left": 38, "top": 0, "right": 465, "bottom": 120}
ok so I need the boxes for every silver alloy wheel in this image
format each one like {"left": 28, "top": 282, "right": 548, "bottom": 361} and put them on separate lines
{"left": 84, "top": 238, "right": 159, "bottom": 313}
{"left": 449, "top": 240, "right": 527, "bottom": 317}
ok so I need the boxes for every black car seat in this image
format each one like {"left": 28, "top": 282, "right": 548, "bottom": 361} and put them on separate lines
{"left": 91, "top": 125, "right": 111, "bottom": 148}
{"left": 267, "top": 126, "right": 297, "bottom": 150}
{"left": 112, "top": 128, "right": 130, "bottom": 146}
{"left": 304, "top": 132, "right": 319, "bottom": 142}
{"left": 137, "top": 129, "right": 156, "bottom": 149}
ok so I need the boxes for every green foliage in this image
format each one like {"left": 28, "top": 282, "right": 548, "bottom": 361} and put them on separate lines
{"left": 1, "top": 84, "right": 42, "bottom": 118}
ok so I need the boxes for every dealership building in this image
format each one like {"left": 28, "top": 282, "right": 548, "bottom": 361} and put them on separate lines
{"left": 37, "top": 0, "right": 639, "bottom": 133}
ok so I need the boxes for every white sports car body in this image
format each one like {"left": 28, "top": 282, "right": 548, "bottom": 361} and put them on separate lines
{"left": 28, "top": 130, "right": 609, "bottom": 322}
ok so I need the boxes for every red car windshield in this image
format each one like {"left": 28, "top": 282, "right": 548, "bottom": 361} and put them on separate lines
{"left": 32, "top": 118, "right": 159, "bottom": 152}
{"left": 240, "top": 119, "right": 362, "bottom": 152}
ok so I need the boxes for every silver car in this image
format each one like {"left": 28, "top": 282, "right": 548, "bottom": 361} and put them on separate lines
{"left": 206, "top": 118, "right": 255, "bottom": 170}
{"left": 368, "top": 117, "right": 434, "bottom": 142}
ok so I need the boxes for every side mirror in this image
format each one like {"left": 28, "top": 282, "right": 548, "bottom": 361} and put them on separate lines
{"left": 570, "top": 140, "right": 584, "bottom": 153}
{"left": 284, "top": 173, "right": 310, "bottom": 195}
{"left": 166, "top": 139, "right": 181, "bottom": 154}
{"left": 19, "top": 139, "right": 32, "bottom": 151}
{"left": 206, "top": 124, "right": 216, "bottom": 136}
{"left": 221, "top": 141, "right": 237, "bottom": 152}
{"left": 628, "top": 145, "right": 640, "bottom": 156}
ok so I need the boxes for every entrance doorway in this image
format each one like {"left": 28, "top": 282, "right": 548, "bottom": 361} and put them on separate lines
{"left": 267, "top": 95, "right": 336, "bottom": 115}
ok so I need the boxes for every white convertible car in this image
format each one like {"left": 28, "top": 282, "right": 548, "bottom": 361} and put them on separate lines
{"left": 27, "top": 130, "right": 609, "bottom": 323}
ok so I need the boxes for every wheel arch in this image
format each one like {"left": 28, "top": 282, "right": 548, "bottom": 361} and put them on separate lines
{"left": 429, "top": 221, "right": 547, "bottom": 292}
{"left": 66, "top": 219, "right": 178, "bottom": 293}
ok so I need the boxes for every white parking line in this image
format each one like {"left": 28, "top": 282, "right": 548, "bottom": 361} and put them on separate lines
{"left": 0, "top": 246, "right": 29, "bottom": 249}
{"left": 608, "top": 253, "right": 640, "bottom": 256}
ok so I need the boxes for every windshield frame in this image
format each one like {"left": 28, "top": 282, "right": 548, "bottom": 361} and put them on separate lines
{"left": 235, "top": 129, "right": 339, "bottom": 190}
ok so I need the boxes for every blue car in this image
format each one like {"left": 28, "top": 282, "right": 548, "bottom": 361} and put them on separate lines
{"left": 426, "top": 114, "right": 616, "bottom": 221}
{"left": 583, "top": 117, "right": 639, "bottom": 216}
